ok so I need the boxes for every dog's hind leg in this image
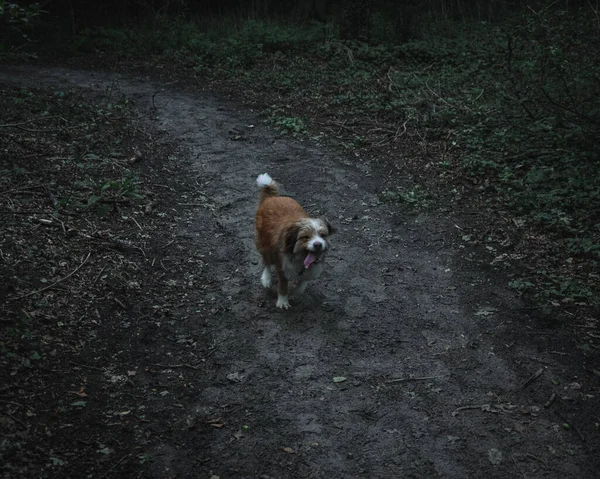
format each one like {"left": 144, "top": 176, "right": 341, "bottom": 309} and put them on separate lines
{"left": 295, "top": 281, "right": 308, "bottom": 295}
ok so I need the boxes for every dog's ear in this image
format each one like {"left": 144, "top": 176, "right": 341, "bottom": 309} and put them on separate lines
{"left": 283, "top": 224, "right": 300, "bottom": 253}
{"left": 320, "top": 216, "right": 336, "bottom": 235}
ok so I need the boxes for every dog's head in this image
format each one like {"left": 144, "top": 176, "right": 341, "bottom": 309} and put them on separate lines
{"left": 284, "top": 217, "right": 334, "bottom": 269}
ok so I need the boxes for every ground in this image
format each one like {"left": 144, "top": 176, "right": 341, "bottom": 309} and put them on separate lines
{"left": 0, "top": 65, "right": 599, "bottom": 478}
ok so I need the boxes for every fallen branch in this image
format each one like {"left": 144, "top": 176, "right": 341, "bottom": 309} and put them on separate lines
{"left": 0, "top": 115, "right": 63, "bottom": 128}
{"left": 15, "top": 252, "right": 91, "bottom": 299}
{"left": 452, "top": 402, "right": 516, "bottom": 416}
{"left": 386, "top": 376, "right": 440, "bottom": 384}
{"left": 517, "top": 367, "right": 545, "bottom": 391}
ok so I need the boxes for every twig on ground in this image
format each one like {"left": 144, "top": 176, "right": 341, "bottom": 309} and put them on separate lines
{"left": 15, "top": 252, "right": 91, "bottom": 299}
{"left": 0, "top": 398, "right": 25, "bottom": 407}
{"left": 451, "top": 402, "right": 516, "bottom": 416}
{"left": 0, "top": 410, "right": 28, "bottom": 429}
{"left": 513, "top": 457, "right": 528, "bottom": 479}
{"left": 151, "top": 363, "right": 202, "bottom": 370}
{"left": 517, "top": 367, "right": 545, "bottom": 390}
{"left": 152, "top": 80, "right": 179, "bottom": 109}
{"left": 51, "top": 214, "right": 67, "bottom": 234}
{"left": 543, "top": 392, "right": 557, "bottom": 408}
{"left": 102, "top": 453, "right": 132, "bottom": 478}
{"left": 525, "top": 452, "right": 548, "bottom": 469}
{"left": 70, "top": 362, "right": 105, "bottom": 372}
{"left": 93, "top": 264, "right": 109, "bottom": 284}
{"left": 0, "top": 184, "right": 45, "bottom": 196}
{"left": 0, "top": 115, "right": 63, "bottom": 128}
{"left": 130, "top": 216, "right": 143, "bottom": 231}
{"left": 113, "top": 297, "right": 126, "bottom": 309}
{"left": 385, "top": 376, "right": 440, "bottom": 384}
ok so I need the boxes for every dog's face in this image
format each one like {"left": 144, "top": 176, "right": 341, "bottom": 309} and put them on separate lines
{"left": 285, "top": 217, "right": 333, "bottom": 268}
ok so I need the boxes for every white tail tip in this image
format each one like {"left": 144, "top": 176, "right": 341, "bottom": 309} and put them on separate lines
{"left": 256, "top": 173, "right": 273, "bottom": 188}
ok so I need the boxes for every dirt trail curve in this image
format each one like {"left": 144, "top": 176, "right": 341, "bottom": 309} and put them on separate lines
{"left": 1, "top": 66, "right": 598, "bottom": 478}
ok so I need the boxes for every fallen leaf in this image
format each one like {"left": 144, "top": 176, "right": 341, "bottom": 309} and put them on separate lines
{"left": 71, "top": 401, "right": 86, "bottom": 408}
{"left": 475, "top": 307, "right": 498, "bottom": 316}
{"left": 488, "top": 448, "right": 502, "bottom": 465}
{"left": 281, "top": 447, "right": 295, "bottom": 454}
{"left": 333, "top": 376, "right": 347, "bottom": 383}
{"left": 210, "top": 423, "right": 224, "bottom": 428}
{"left": 227, "top": 371, "right": 244, "bottom": 382}
{"left": 69, "top": 388, "right": 88, "bottom": 398}
{"left": 233, "top": 430, "right": 243, "bottom": 440}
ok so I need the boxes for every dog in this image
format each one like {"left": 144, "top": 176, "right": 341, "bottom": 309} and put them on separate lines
{"left": 254, "top": 173, "right": 334, "bottom": 309}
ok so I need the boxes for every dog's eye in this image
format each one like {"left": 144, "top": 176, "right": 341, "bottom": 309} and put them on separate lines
{"left": 300, "top": 236, "right": 310, "bottom": 241}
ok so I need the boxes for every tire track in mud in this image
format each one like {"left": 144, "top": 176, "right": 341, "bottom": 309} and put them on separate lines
{"left": 1, "top": 66, "right": 597, "bottom": 478}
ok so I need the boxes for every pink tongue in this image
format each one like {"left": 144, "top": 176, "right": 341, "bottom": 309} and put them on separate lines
{"left": 304, "top": 252, "right": 317, "bottom": 269}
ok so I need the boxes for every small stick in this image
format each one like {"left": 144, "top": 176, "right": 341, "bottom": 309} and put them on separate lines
{"left": 101, "top": 453, "right": 131, "bottom": 478}
{"left": 0, "top": 410, "right": 28, "bottom": 429}
{"left": 513, "top": 457, "right": 528, "bottom": 479}
{"left": 0, "top": 398, "right": 25, "bottom": 407}
{"left": 113, "top": 297, "right": 126, "bottom": 309}
{"left": 0, "top": 115, "right": 63, "bottom": 128}
{"left": 525, "top": 452, "right": 548, "bottom": 468}
{"left": 70, "top": 362, "right": 105, "bottom": 372}
{"left": 151, "top": 363, "right": 202, "bottom": 370}
{"left": 93, "top": 264, "right": 109, "bottom": 284}
{"left": 385, "top": 376, "right": 440, "bottom": 384}
{"left": 543, "top": 392, "right": 557, "bottom": 408}
{"left": 451, "top": 404, "right": 490, "bottom": 416}
{"left": 518, "top": 367, "right": 545, "bottom": 390}
{"left": 16, "top": 252, "right": 91, "bottom": 299}
{"left": 130, "top": 216, "right": 143, "bottom": 231}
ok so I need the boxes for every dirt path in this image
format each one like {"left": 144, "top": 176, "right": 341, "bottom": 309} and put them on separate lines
{"left": 1, "top": 65, "right": 598, "bottom": 478}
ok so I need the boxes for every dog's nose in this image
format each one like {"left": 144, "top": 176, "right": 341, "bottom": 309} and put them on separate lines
{"left": 312, "top": 241, "right": 323, "bottom": 250}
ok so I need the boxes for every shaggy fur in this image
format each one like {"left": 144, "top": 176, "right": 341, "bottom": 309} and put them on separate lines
{"left": 254, "top": 173, "right": 333, "bottom": 309}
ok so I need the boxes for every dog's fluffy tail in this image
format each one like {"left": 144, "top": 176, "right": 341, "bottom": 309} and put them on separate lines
{"left": 256, "top": 173, "right": 279, "bottom": 204}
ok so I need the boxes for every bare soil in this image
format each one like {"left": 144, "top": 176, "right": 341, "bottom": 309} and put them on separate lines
{"left": 1, "top": 65, "right": 599, "bottom": 478}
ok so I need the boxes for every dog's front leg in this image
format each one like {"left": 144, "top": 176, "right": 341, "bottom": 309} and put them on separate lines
{"left": 275, "top": 266, "right": 290, "bottom": 309}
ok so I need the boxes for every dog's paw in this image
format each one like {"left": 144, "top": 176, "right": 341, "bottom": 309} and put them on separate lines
{"left": 261, "top": 268, "right": 272, "bottom": 288}
{"left": 276, "top": 295, "right": 290, "bottom": 309}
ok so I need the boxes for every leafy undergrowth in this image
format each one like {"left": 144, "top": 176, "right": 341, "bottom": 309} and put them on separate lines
{"left": 71, "top": 9, "right": 600, "bottom": 315}
{"left": 0, "top": 84, "right": 208, "bottom": 477}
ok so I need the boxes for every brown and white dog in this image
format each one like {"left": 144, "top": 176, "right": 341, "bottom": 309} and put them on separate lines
{"left": 254, "top": 173, "right": 334, "bottom": 309}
